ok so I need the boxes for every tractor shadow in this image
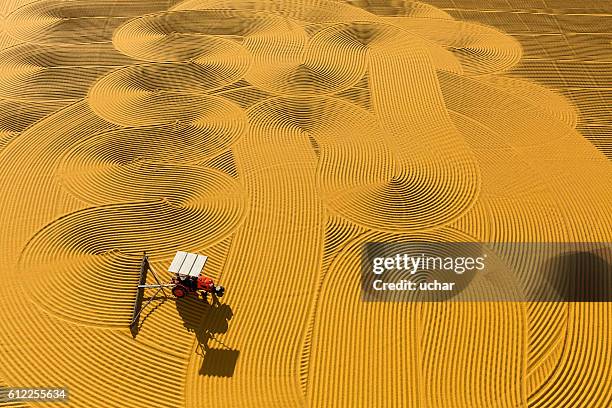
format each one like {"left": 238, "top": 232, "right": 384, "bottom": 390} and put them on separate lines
{"left": 175, "top": 296, "right": 239, "bottom": 377}
{"left": 543, "top": 248, "right": 612, "bottom": 302}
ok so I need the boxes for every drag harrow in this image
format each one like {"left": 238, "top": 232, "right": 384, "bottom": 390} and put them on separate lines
{"left": 130, "top": 251, "right": 225, "bottom": 329}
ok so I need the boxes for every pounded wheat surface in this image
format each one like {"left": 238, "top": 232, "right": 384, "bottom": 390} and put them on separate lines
{"left": 0, "top": 1, "right": 610, "bottom": 407}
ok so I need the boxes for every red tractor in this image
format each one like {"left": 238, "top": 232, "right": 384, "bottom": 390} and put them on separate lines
{"left": 171, "top": 270, "right": 225, "bottom": 299}
{"left": 130, "top": 251, "right": 225, "bottom": 329}
{"left": 168, "top": 251, "right": 225, "bottom": 300}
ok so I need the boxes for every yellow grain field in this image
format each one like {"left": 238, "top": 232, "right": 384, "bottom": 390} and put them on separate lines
{"left": 0, "top": 1, "right": 610, "bottom": 407}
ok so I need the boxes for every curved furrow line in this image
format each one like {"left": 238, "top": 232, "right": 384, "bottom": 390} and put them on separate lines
{"left": 441, "top": 70, "right": 612, "bottom": 241}
{"left": 0, "top": 43, "right": 137, "bottom": 101}
{"left": 350, "top": 21, "right": 480, "bottom": 229}
{"left": 297, "top": 214, "right": 369, "bottom": 394}
{"left": 345, "top": 0, "right": 453, "bottom": 20}
{"left": 385, "top": 17, "right": 522, "bottom": 75}
{"left": 198, "top": 149, "right": 239, "bottom": 178}
{"left": 89, "top": 62, "right": 249, "bottom": 97}
{"left": 443, "top": 67, "right": 611, "bottom": 407}
{"left": 173, "top": 0, "right": 375, "bottom": 23}
{"left": 0, "top": 102, "right": 118, "bottom": 223}
{"left": 182, "top": 99, "right": 324, "bottom": 406}
{"left": 420, "top": 301, "right": 524, "bottom": 408}
{"left": 88, "top": 75, "right": 248, "bottom": 133}
{"left": 0, "top": 98, "right": 71, "bottom": 131}
{"left": 18, "top": 190, "right": 245, "bottom": 326}
{"left": 0, "top": 97, "right": 70, "bottom": 153}
{"left": 335, "top": 85, "right": 372, "bottom": 111}
{"left": 247, "top": 95, "right": 425, "bottom": 233}
{"left": 57, "top": 127, "right": 245, "bottom": 204}
{"left": 57, "top": 163, "right": 241, "bottom": 205}
{"left": 146, "top": 8, "right": 368, "bottom": 96}
{"left": 2, "top": 293, "right": 188, "bottom": 407}
{"left": 113, "top": 9, "right": 257, "bottom": 65}
{"left": 377, "top": 17, "right": 465, "bottom": 75}
{"left": 244, "top": 19, "right": 367, "bottom": 96}
{"left": 5, "top": 0, "right": 180, "bottom": 44}
{"left": 212, "top": 83, "right": 275, "bottom": 110}
{"left": 58, "top": 125, "right": 239, "bottom": 168}
{"left": 477, "top": 75, "right": 578, "bottom": 129}
{"left": 440, "top": 70, "right": 583, "bottom": 148}
{"left": 1, "top": 1, "right": 610, "bottom": 407}
{"left": 528, "top": 303, "right": 611, "bottom": 408}
{"left": 0, "top": 11, "right": 22, "bottom": 53}
{"left": 0, "top": 89, "right": 248, "bottom": 405}
{"left": 0, "top": 131, "right": 16, "bottom": 151}
{"left": 307, "top": 228, "right": 525, "bottom": 406}
{"left": 525, "top": 302, "right": 567, "bottom": 381}
{"left": 448, "top": 111, "right": 572, "bottom": 240}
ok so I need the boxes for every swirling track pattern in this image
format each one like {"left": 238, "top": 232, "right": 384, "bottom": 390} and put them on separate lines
{"left": 0, "top": 1, "right": 610, "bottom": 407}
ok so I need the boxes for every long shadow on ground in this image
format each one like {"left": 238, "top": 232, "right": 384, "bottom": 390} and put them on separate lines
{"left": 176, "top": 296, "right": 239, "bottom": 377}
{"left": 544, "top": 247, "right": 612, "bottom": 302}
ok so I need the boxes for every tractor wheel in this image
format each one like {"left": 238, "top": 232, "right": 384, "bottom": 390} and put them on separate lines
{"left": 215, "top": 285, "right": 225, "bottom": 297}
{"left": 172, "top": 285, "right": 187, "bottom": 298}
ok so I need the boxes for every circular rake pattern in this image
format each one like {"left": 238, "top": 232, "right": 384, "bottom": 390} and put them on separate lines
{"left": 0, "top": 99, "right": 71, "bottom": 134}
{"left": 58, "top": 124, "right": 241, "bottom": 171}
{"left": 115, "top": 8, "right": 367, "bottom": 96}
{"left": 0, "top": 43, "right": 136, "bottom": 101}
{"left": 88, "top": 69, "right": 248, "bottom": 133}
{"left": 173, "top": 0, "right": 375, "bottom": 23}
{"left": 244, "top": 19, "right": 368, "bottom": 96}
{"left": 58, "top": 158, "right": 245, "bottom": 207}
{"left": 5, "top": 0, "right": 179, "bottom": 44}
{"left": 19, "top": 172, "right": 246, "bottom": 326}
{"left": 90, "top": 60, "right": 249, "bottom": 99}
{"left": 387, "top": 18, "right": 522, "bottom": 75}
{"left": 246, "top": 94, "right": 478, "bottom": 231}
{"left": 113, "top": 9, "right": 263, "bottom": 62}
{"left": 345, "top": 0, "right": 453, "bottom": 19}
{"left": 3, "top": 1, "right": 610, "bottom": 407}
